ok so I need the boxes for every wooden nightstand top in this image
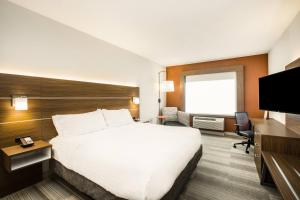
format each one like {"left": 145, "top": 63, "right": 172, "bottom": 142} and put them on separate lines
{"left": 1, "top": 140, "right": 52, "bottom": 157}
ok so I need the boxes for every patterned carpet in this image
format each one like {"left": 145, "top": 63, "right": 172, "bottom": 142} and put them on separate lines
{"left": 1, "top": 134, "right": 282, "bottom": 200}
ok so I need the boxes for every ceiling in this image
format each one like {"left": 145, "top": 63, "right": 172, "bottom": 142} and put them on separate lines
{"left": 8, "top": 0, "right": 300, "bottom": 66}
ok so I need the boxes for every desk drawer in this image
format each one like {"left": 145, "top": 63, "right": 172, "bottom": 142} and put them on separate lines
{"left": 254, "top": 129, "right": 261, "bottom": 146}
{"left": 254, "top": 130, "right": 262, "bottom": 178}
{"left": 254, "top": 146, "right": 261, "bottom": 177}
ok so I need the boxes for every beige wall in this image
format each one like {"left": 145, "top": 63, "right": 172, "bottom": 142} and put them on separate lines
{"left": 0, "top": 0, "right": 164, "bottom": 122}
{"left": 268, "top": 11, "right": 300, "bottom": 124}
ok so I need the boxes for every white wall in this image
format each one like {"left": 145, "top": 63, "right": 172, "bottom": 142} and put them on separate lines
{"left": 0, "top": 0, "right": 164, "bottom": 122}
{"left": 268, "top": 11, "right": 300, "bottom": 124}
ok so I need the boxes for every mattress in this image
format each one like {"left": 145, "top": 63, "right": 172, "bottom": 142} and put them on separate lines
{"left": 50, "top": 123, "right": 202, "bottom": 200}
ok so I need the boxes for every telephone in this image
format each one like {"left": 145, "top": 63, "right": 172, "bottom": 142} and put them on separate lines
{"left": 15, "top": 136, "right": 34, "bottom": 148}
{"left": 133, "top": 117, "right": 140, "bottom": 122}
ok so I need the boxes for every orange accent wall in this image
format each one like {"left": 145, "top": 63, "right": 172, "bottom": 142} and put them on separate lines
{"left": 166, "top": 54, "right": 268, "bottom": 132}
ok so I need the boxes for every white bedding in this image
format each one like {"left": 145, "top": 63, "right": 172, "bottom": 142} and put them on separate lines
{"left": 50, "top": 123, "right": 201, "bottom": 200}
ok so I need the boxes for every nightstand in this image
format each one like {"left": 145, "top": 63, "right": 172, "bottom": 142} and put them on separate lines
{"left": 1, "top": 140, "right": 52, "bottom": 173}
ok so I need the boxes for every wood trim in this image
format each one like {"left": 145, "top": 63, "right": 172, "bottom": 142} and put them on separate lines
{"left": 285, "top": 57, "right": 300, "bottom": 70}
{"left": 1, "top": 140, "right": 52, "bottom": 173}
{"left": 262, "top": 151, "right": 300, "bottom": 200}
{"left": 0, "top": 97, "right": 132, "bottom": 100}
{"left": 1, "top": 140, "right": 51, "bottom": 157}
{"left": 180, "top": 65, "right": 244, "bottom": 113}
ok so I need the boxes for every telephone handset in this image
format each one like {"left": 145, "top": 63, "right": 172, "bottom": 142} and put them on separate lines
{"left": 15, "top": 136, "right": 34, "bottom": 148}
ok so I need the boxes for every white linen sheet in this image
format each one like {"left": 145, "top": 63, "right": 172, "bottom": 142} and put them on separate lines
{"left": 50, "top": 123, "right": 201, "bottom": 200}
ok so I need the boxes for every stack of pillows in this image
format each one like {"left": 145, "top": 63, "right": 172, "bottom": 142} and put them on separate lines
{"left": 52, "top": 109, "right": 134, "bottom": 137}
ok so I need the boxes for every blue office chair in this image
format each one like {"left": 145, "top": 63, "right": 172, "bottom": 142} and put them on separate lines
{"left": 233, "top": 112, "right": 254, "bottom": 154}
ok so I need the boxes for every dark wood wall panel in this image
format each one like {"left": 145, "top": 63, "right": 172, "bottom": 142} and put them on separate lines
{"left": 0, "top": 99, "right": 42, "bottom": 123}
{"left": 40, "top": 78, "right": 138, "bottom": 97}
{"left": 0, "top": 73, "right": 139, "bottom": 148}
{"left": 0, "top": 73, "right": 138, "bottom": 98}
{"left": 42, "top": 120, "right": 58, "bottom": 141}
{"left": 0, "top": 74, "right": 41, "bottom": 97}
{"left": 0, "top": 121, "right": 43, "bottom": 148}
{"left": 40, "top": 99, "right": 134, "bottom": 117}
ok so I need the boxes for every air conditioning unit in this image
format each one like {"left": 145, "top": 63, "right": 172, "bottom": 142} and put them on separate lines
{"left": 193, "top": 116, "right": 225, "bottom": 131}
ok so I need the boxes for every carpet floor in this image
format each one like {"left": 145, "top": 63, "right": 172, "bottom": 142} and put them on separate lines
{"left": 1, "top": 134, "right": 282, "bottom": 200}
{"left": 178, "top": 134, "right": 281, "bottom": 200}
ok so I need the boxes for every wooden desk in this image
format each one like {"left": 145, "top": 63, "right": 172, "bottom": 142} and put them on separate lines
{"left": 262, "top": 152, "right": 300, "bottom": 200}
{"left": 253, "top": 119, "right": 300, "bottom": 178}
{"left": 253, "top": 119, "right": 300, "bottom": 200}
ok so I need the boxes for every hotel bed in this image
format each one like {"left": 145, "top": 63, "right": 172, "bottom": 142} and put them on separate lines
{"left": 49, "top": 110, "right": 202, "bottom": 200}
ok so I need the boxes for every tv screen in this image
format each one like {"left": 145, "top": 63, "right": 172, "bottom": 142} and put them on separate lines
{"left": 259, "top": 66, "right": 300, "bottom": 114}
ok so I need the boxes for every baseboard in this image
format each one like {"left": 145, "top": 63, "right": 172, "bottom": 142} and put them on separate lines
{"left": 200, "top": 130, "right": 225, "bottom": 136}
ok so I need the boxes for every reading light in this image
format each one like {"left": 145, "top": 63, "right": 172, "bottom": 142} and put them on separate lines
{"left": 12, "top": 96, "right": 28, "bottom": 110}
{"left": 158, "top": 71, "right": 175, "bottom": 115}
{"left": 161, "top": 80, "right": 174, "bottom": 92}
{"left": 132, "top": 97, "right": 140, "bottom": 105}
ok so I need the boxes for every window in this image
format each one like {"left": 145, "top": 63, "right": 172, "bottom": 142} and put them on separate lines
{"left": 185, "top": 72, "right": 237, "bottom": 116}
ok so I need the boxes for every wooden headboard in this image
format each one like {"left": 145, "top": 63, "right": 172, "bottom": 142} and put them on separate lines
{"left": 0, "top": 73, "right": 139, "bottom": 148}
{"left": 285, "top": 57, "right": 300, "bottom": 134}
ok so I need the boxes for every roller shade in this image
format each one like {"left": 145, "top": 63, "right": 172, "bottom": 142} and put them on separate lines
{"left": 185, "top": 72, "right": 237, "bottom": 116}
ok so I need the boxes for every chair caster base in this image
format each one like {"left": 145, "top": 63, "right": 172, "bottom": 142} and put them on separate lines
{"left": 245, "top": 150, "right": 249, "bottom": 154}
{"left": 233, "top": 144, "right": 236, "bottom": 148}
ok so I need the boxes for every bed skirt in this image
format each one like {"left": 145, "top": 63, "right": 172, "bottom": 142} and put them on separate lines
{"left": 51, "top": 144, "right": 203, "bottom": 200}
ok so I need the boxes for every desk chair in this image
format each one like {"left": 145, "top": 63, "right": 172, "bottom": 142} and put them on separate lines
{"left": 233, "top": 112, "right": 254, "bottom": 154}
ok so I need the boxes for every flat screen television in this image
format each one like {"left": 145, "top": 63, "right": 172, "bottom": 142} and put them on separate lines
{"left": 259, "top": 66, "right": 300, "bottom": 114}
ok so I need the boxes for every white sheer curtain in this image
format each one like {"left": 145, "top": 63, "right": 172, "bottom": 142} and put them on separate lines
{"left": 185, "top": 72, "right": 237, "bottom": 116}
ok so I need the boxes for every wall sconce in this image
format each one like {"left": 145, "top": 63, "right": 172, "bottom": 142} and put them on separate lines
{"left": 12, "top": 96, "right": 28, "bottom": 110}
{"left": 132, "top": 97, "right": 140, "bottom": 105}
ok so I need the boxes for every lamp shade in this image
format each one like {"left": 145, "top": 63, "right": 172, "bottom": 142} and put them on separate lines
{"left": 13, "top": 96, "right": 28, "bottom": 110}
{"left": 132, "top": 97, "right": 140, "bottom": 104}
{"left": 161, "top": 80, "right": 174, "bottom": 92}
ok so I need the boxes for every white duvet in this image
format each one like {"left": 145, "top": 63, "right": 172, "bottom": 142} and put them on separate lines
{"left": 50, "top": 123, "right": 201, "bottom": 200}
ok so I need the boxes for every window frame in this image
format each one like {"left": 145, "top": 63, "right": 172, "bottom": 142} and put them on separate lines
{"left": 181, "top": 65, "right": 244, "bottom": 117}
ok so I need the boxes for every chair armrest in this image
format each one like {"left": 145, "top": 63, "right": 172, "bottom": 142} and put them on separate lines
{"left": 234, "top": 123, "right": 242, "bottom": 127}
{"left": 234, "top": 123, "right": 241, "bottom": 133}
{"left": 162, "top": 107, "right": 178, "bottom": 122}
{"left": 177, "top": 111, "right": 190, "bottom": 127}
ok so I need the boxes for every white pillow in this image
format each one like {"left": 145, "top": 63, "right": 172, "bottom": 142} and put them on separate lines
{"left": 52, "top": 110, "right": 107, "bottom": 137}
{"left": 101, "top": 109, "right": 134, "bottom": 127}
